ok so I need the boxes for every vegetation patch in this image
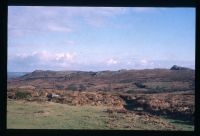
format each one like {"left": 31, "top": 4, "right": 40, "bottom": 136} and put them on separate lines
{"left": 119, "top": 79, "right": 134, "bottom": 83}
{"left": 15, "top": 91, "right": 31, "bottom": 99}
{"left": 126, "top": 89, "right": 135, "bottom": 94}
{"left": 135, "top": 82, "right": 146, "bottom": 88}
{"left": 67, "top": 84, "right": 78, "bottom": 91}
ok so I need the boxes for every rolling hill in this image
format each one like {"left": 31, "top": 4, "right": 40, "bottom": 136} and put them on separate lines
{"left": 8, "top": 66, "right": 195, "bottom": 93}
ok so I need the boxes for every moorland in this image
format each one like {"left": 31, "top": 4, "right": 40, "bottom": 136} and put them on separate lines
{"left": 7, "top": 65, "right": 195, "bottom": 130}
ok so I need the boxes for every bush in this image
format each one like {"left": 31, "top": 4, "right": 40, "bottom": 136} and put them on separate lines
{"left": 15, "top": 91, "right": 31, "bottom": 99}
{"left": 79, "top": 84, "right": 86, "bottom": 91}
{"left": 67, "top": 84, "right": 78, "bottom": 91}
{"left": 147, "top": 86, "right": 166, "bottom": 93}
{"left": 55, "top": 85, "right": 65, "bottom": 90}
{"left": 126, "top": 89, "right": 135, "bottom": 94}
{"left": 135, "top": 82, "right": 146, "bottom": 88}
{"left": 155, "top": 86, "right": 166, "bottom": 91}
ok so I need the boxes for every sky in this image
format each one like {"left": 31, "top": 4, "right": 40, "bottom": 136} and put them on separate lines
{"left": 8, "top": 6, "right": 195, "bottom": 72}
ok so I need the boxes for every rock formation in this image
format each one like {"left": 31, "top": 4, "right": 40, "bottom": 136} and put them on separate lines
{"left": 170, "top": 65, "right": 192, "bottom": 70}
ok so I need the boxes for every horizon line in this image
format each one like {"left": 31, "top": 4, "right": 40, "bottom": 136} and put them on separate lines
{"left": 8, "top": 66, "right": 195, "bottom": 73}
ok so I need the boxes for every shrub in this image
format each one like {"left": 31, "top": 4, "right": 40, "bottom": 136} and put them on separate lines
{"left": 135, "top": 82, "right": 146, "bottom": 88}
{"left": 15, "top": 91, "right": 31, "bottom": 99}
{"left": 67, "top": 84, "right": 78, "bottom": 91}
{"left": 126, "top": 89, "right": 135, "bottom": 94}
{"left": 55, "top": 85, "right": 65, "bottom": 90}
{"left": 154, "top": 86, "right": 166, "bottom": 92}
{"left": 79, "top": 84, "right": 86, "bottom": 91}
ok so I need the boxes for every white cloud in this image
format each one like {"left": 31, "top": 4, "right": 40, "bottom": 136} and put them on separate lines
{"left": 12, "top": 51, "right": 76, "bottom": 63}
{"left": 107, "top": 58, "right": 118, "bottom": 65}
{"left": 8, "top": 51, "right": 78, "bottom": 71}
{"left": 140, "top": 59, "right": 148, "bottom": 64}
{"left": 8, "top": 6, "right": 131, "bottom": 34}
{"left": 55, "top": 52, "right": 75, "bottom": 62}
{"left": 46, "top": 24, "right": 72, "bottom": 32}
{"left": 127, "top": 61, "right": 131, "bottom": 65}
{"left": 150, "top": 62, "right": 154, "bottom": 66}
{"left": 8, "top": 6, "right": 162, "bottom": 36}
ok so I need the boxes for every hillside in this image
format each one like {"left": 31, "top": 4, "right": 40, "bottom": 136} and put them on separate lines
{"left": 8, "top": 68, "right": 195, "bottom": 93}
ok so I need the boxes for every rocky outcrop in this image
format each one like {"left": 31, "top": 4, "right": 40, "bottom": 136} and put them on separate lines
{"left": 170, "top": 65, "right": 192, "bottom": 70}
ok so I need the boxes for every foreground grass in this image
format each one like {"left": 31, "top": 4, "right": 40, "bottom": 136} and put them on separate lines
{"left": 161, "top": 117, "right": 194, "bottom": 131}
{"left": 7, "top": 100, "right": 109, "bottom": 129}
{"left": 7, "top": 100, "right": 194, "bottom": 130}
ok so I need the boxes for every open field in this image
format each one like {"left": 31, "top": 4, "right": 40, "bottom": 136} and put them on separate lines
{"left": 7, "top": 100, "right": 108, "bottom": 129}
{"left": 7, "top": 100, "right": 194, "bottom": 130}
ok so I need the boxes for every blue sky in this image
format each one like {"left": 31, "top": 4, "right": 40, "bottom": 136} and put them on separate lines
{"left": 8, "top": 7, "right": 195, "bottom": 72}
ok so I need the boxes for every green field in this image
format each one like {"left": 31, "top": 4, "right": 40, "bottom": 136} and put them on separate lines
{"left": 7, "top": 100, "right": 194, "bottom": 130}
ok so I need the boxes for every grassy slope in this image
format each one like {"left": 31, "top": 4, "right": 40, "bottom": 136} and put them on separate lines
{"left": 7, "top": 100, "right": 194, "bottom": 130}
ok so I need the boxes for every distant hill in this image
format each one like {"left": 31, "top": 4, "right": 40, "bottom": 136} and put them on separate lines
{"left": 7, "top": 67, "right": 195, "bottom": 93}
{"left": 8, "top": 72, "right": 30, "bottom": 80}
